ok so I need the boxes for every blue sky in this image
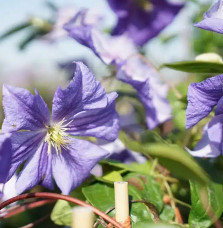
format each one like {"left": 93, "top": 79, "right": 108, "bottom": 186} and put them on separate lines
{"left": 0, "top": 0, "right": 212, "bottom": 83}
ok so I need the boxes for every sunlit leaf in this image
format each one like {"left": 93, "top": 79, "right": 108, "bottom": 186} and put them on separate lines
{"left": 120, "top": 132, "right": 210, "bottom": 184}
{"left": 189, "top": 181, "right": 223, "bottom": 227}
{"left": 161, "top": 61, "right": 223, "bottom": 73}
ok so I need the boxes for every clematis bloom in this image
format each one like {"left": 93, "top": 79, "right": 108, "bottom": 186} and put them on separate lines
{"left": 186, "top": 74, "right": 223, "bottom": 157}
{"left": 107, "top": 0, "right": 184, "bottom": 46}
{"left": 186, "top": 74, "right": 223, "bottom": 129}
{"left": 195, "top": 0, "right": 223, "bottom": 34}
{"left": 2, "top": 62, "right": 120, "bottom": 195}
{"left": 64, "top": 13, "right": 171, "bottom": 129}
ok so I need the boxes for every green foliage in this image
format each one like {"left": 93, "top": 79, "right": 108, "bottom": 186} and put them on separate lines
{"left": 161, "top": 61, "right": 223, "bottom": 73}
{"left": 189, "top": 181, "right": 223, "bottom": 227}
{"left": 120, "top": 132, "right": 210, "bottom": 184}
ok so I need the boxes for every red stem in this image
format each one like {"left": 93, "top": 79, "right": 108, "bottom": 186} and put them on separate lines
{"left": 1, "top": 199, "right": 55, "bottom": 219}
{"left": 0, "top": 192, "right": 123, "bottom": 228}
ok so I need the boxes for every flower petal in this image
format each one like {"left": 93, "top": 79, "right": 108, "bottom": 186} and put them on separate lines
{"left": 52, "top": 62, "right": 120, "bottom": 141}
{"left": 186, "top": 124, "right": 221, "bottom": 158}
{"left": 195, "top": 0, "right": 223, "bottom": 34}
{"left": 195, "top": 18, "right": 223, "bottom": 34}
{"left": 107, "top": 0, "right": 184, "bottom": 46}
{"left": 0, "top": 134, "right": 12, "bottom": 183}
{"left": 2, "top": 85, "right": 50, "bottom": 132}
{"left": 16, "top": 142, "right": 53, "bottom": 194}
{"left": 52, "top": 138, "right": 108, "bottom": 194}
{"left": 64, "top": 12, "right": 137, "bottom": 65}
{"left": 117, "top": 56, "right": 171, "bottom": 129}
{"left": 186, "top": 74, "right": 223, "bottom": 129}
{"left": 7, "top": 131, "right": 46, "bottom": 181}
{"left": 207, "top": 114, "right": 223, "bottom": 152}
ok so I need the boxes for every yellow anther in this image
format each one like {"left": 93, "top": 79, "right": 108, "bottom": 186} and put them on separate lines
{"left": 44, "top": 118, "right": 72, "bottom": 155}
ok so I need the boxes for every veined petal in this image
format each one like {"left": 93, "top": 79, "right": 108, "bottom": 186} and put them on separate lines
{"left": 186, "top": 124, "right": 221, "bottom": 158}
{"left": 16, "top": 142, "right": 53, "bottom": 194}
{"left": 0, "top": 134, "right": 12, "bottom": 183}
{"left": 107, "top": 0, "right": 184, "bottom": 46}
{"left": 207, "top": 114, "right": 223, "bottom": 152}
{"left": 195, "top": 18, "right": 223, "bottom": 34}
{"left": 52, "top": 138, "right": 108, "bottom": 194}
{"left": 117, "top": 56, "right": 171, "bottom": 129}
{"left": 2, "top": 85, "right": 50, "bottom": 132}
{"left": 186, "top": 74, "right": 223, "bottom": 129}
{"left": 64, "top": 11, "right": 137, "bottom": 65}
{"left": 7, "top": 131, "right": 46, "bottom": 181}
{"left": 195, "top": 0, "right": 223, "bottom": 34}
{"left": 52, "top": 62, "right": 120, "bottom": 141}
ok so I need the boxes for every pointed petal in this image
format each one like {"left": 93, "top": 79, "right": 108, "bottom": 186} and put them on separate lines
{"left": 186, "top": 74, "right": 223, "bottom": 129}
{"left": 186, "top": 128, "right": 221, "bottom": 158}
{"left": 107, "top": 0, "right": 184, "bottom": 46}
{"left": 207, "top": 114, "right": 223, "bottom": 152}
{"left": 2, "top": 85, "right": 50, "bottom": 132}
{"left": 64, "top": 11, "right": 137, "bottom": 65}
{"left": 7, "top": 131, "right": 46, "bottom": 181}
{"left": 16, "top": 142, "right": 53, "bottom": 194}
{"left": 0, "top": 134, "right": 12, "bottom": 183}
{"left": 195, "top": 18, "right": 223, "bottom": 34}
{"left": 195, "top": 0, "right": 223, "bottom": 34}
{"left": 52, "top": 62, "right": 120, "bottom": 141}
{"left": 117, "top": 56, "right": 171, "bottom": 129}
{"left": 52, "top": 138, "right": 108, "bottom": 194}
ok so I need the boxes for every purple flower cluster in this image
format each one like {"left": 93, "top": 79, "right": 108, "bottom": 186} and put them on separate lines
{"left": 0, "top": 62, "right": 119, "bottom": 194}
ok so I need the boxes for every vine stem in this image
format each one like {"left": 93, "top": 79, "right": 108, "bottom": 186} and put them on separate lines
{"left": 0, "top": 192, "right": 124, "bottom": 228}
{"left": 0, "top": 199, "right": 55, "bottom": 219}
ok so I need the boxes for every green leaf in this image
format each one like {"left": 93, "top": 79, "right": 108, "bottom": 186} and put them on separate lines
{"left": 120, "top": 132, "right": 210, "bottom": 184}
{"left": 51, "top": 200, "right": 72, "bottom": 226}
{"left": 50, "top": 185, "right": 86, "bottom": 226}
{"left": 124, "top": 173, "right": 164, "bottom": 213}
{"left": 82, "top": 183, "right": 115, "bottom": 213}
{"left": 82, "top": 182, "right": 155, "bottom": 225}
{"left": 133, "top": 223, "right": 180, "bottom": 228}
{"left": 161, "top": 61, "right": 223, "bottom": 73}
{"left": 96, "top": 171, "right": 123, "bottom": 184}
{"left": 189, "top": 181, "right": 223, "bottom": 228}
{"left": 159, "top": 205, "right": 175, "bottom": 222}
{"left": 100, "top": 160, "right": 152, "bottom": 175}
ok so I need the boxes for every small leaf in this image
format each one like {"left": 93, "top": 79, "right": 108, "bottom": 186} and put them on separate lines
{"left": 50, "top": 185, "right": 86, "bottom": 226}
{"left": 100, "top": 160, "right": 152, "bottom": 175}
{"left": 133, "top": 223, "right": 180, "bottom": 228}
{"left": 51, "top": 200, "right": 72, "bottom": 226}
{"left": 161, "top": 61, "right": 223, "bottom": 73}
{"left": 159, "top": 205, "right": 175, "bottom": 222}
{"left": 189, "top": 181, "right": 223, "bottom": 227}
{"left": 82, "top": 183, "right": 115, "bottom": 213}
{"left": 96, "top": 171, "right": 123, "bottom": 184}
{"left": 120, "top": 132, "right": 210, "bottom": 184}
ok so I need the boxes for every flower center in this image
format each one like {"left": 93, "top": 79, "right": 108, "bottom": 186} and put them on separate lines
{"left": 137, "top": 0, "right": 153, "bottom": 12}
{"left": 44, "top": 118, "right": 71, "bottom": 155}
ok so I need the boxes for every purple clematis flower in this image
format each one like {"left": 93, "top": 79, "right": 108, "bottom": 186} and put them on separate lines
{"left": 64, "top": 12, "right": 172, "bottom": 129}
{"left": 186, "top": 74, "right": 223, "bottom": 129}
{"left": 186, "top": 74, "right": 223, "bottom": 157}
{"left": 2, "top": 62, "right": 120, "bottom": 195}
{"left": 195, "top": 0, "right": 223, "bottom": 34}
{"left": 0, "top": 134, "right": 12, "bottom": 183}
{"left": 107, "top": 0, "right": 184, "bottom": 46}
